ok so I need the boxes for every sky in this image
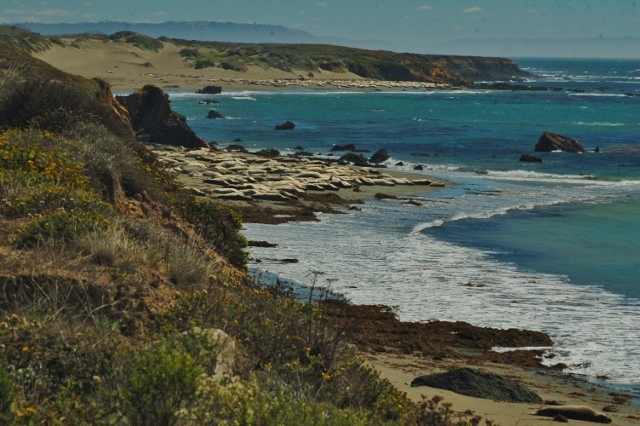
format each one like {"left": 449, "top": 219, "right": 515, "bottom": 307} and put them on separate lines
{"left": 2, "top": 1, "right": 640, "bottom": 56}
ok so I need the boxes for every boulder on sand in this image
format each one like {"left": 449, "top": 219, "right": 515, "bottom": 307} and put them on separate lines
{"left": 338, "top": 153, "right": 369, "bottom": 166}
{"left": 535, "top": 132, "right": 584, "bottom": 153}
{"left": 411, "top": 367, "right": 542, "bottom": 403}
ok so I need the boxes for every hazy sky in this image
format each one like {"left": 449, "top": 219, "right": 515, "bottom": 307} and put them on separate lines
{"left": 2, "top": 1, "right": 640, "bottom": 48}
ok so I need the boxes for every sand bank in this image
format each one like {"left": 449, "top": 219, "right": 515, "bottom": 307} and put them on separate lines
{"left": 34, "top": 38, "right": 451, "bottom": 93}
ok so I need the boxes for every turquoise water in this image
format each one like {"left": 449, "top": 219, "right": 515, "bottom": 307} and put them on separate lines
{"left": 164, "top": 58, "right": 640, "bottom": 385}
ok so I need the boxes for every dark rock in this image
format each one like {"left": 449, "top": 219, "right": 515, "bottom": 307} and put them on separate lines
{"left": 226, "top": 144, "right": 248, "bottom": 153}
{"left": 519, "top": 154, "right": 542, "bottom": 163}
{"left": 256, "top": 148, "right": 280, "bottom": 157}
{"left": 275, "top": 121, "right": 295, "bottom": 130}
{"left": 331, "top": 144, "right": 357, "bottom": 152}
{"left": 374, "top": 193, "right": 399, "bottom": 200}
{"left": 413, "top": 165, "right": 424, "bottom": 171}
{"left": 395, "top": 161, "right": 404, "bottom": 166}
{"left": 370, "top": 148, "right": 390, "bottom": 164}
{"left": 247, "top": 240, "right": 278, "bottom": 248}
{"left": 338, "top": 153, "right": 369, "bottom": 166}
{"left": 411, "top": 367, "right": 542, "bottom": 403}
{"left": 475, "top": 83, "right": 564, "bottom": 92}
{"left": 198, "top": 99, "right": 220, "bottom": 105}
{"left": 294, "top": 145, "right": 304, "bottom": 150}
{"left": 535, "top": 132, "right": 584, "bottom": 153}
{"left": 196, "top": 85, "right": 222, "bottom": 95}
{"left": 233, "top": 138, "right": 242, "bottom": 142}
{"left": 206, "top": 109, "right": 224, "bottom": 119}
{"left": 117, "top": 85, "right": 207, "bottom": 149}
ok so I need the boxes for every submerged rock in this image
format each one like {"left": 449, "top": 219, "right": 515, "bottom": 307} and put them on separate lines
{"left": 535, "top": 132, "right": 584, "bottom": 153}
{"left": 411, "top": 367, "right": 542, "bottom": 403}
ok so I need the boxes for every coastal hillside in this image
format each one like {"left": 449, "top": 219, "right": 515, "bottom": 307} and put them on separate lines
{"left": 2, "top": 25, "right": 530, "bottom": 90}
{"left": 0, "top": 37, "right": 521, "bottom": 425}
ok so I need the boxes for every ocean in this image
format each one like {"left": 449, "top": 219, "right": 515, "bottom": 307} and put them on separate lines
{"left": 165, "top": 58, "right": 640, "bottom": 391}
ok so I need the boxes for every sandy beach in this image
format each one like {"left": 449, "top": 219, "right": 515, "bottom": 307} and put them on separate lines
{"left": 33, "top": 40, "right": 640, "bottom": 424}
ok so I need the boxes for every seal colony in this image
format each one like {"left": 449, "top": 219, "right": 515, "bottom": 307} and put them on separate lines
{"left": 150, "top": 144, "right": 444, "bottom": 207}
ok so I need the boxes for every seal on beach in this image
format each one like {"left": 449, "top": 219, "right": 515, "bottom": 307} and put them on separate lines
{"left": 534, "top": 406, "right": 612, "bottom": 423}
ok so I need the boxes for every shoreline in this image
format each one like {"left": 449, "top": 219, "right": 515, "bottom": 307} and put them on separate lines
{"left": 154, "top": 146, "right": 640, "bottom": 423}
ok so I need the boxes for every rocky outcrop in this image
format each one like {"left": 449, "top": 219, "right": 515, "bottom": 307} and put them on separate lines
{"left": 117, "top": 85, "right": 208, "bottom": 149}
{"left": 411, "top": 368, "right": 542, "bottom": 403}
{"left": 206, "top": 110, "right": 224, "bottom": 119}
{"left": 331, "top": 144, "right": 357, "bottom": 152}
{"left": 274, "top": 121, "right": 295, "bottom": 130}
{"left": 196, "top": 85, "right": 222, "bottom": 94}
{"left": 535, "top": 132, "right": 584, "bottom": 153}
{"left": 519, "top": 154, "right": 542, "bottom": 163}
{"left": 338, "top": 153, "right": 369, "bottom": 166}
{"left": 370, "top": 149, "right": 390, "bottom": 164}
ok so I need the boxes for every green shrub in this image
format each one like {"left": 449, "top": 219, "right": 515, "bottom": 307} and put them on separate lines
{"left": 15, "top": 209, "right": 110, "bottom": 248}
{"left": 121, "top": 344, "right": 201, "bottom": 426}
{"left": 177, "top": 197, "right": 247, "bottom": 269}
{"left": 0, "top": 357, "right": 14, "bottom": 425}
{"left": 194, "top": 59, "right": 215, "bottom": 69}
{"left": 49, "top": 37, "right": 65, "bottom": 48}
{"left": 179, "top": 374, "right": 368, "bottom": 426}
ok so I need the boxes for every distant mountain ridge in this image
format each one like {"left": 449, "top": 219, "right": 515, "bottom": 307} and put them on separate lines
{"left": 23, "top": 21, "right": 390, "bottom": 51}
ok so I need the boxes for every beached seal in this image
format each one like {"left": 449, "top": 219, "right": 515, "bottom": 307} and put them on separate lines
{"left": 534, "top": 406, "right": 612, "bottom": 423}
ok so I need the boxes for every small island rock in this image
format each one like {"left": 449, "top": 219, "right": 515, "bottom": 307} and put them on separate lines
{"left": 519, "top": 153, "right": 542, "bottom": 163}
{"left": 535, "top": 132, "right": 584, "bottom": 153}
{"left": 206, "top": 110, "right": 224, "bottom": 119}
{"left": 196, "top": 85, "right": 222, "bottom": 95}
{"left": 275, "top": 121, "right": 295, "bottom": 130}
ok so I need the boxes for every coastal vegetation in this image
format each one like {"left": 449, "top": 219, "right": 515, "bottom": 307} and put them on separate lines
{"left": 0, "top": 34, "right": 505, "bottom": 424}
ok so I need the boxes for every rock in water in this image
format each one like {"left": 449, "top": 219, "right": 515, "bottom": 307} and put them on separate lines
{"left": 535, "top": 132, "right": 584, "bottom": 153}
{"left": 206, "top": 109, "right": 224, "bottom": 119}
{"left": 519, "top": 153, "right": 542, "bottom": 163}
{"left": 275, "top": 121, "right": 295, "bottom": 130}
{"left": 117, "top": 85, "right": 207, "bottom": 148}
{"left": 196, "top": 85, "right": 222, "bottom": 94}
{"left": 331, "top": 143, "right": 357, "bottom": 152}
{"left": 370, "top": 149, "right": 390, "bottom": 164}
{"left": 411, "top": 367, "right": 542, "bottom": 403}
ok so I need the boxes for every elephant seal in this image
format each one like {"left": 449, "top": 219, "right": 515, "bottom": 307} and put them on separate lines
{"left": 534, "top": 406, "right": 612, "bottom": 423}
